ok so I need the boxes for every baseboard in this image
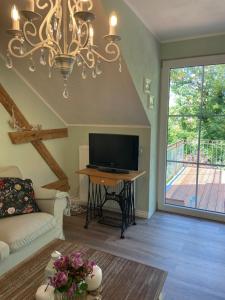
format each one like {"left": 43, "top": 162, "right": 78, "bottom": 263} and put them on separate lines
{"left": 74, "top": 199, "right": 149, "bottom": 219}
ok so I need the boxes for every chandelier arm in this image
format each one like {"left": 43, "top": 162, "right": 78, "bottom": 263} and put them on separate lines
{"left": 54, "top": 1, "right": 63, "bottom": 52}
{"left": 48, "top": 49, "right": 55, "bottom": 67}
{"left": 79, "top": 22, "right": 90, "bottom": 49}
{"left": 79, "top": 51, "right": 95, "bottom": 69}
{"left": 39, "top": 0, "right": 61, "bottom": 52}
{"left": 8, "top": 38, "right": 57, "bottom": 58}
{"left": 22, "top": 21, "right": 61, "bottom": 53}
{"left": 22, "top": 21, "right": 39, "bottom": 48}
{"left": 36, "top": 0, "right": 55, "bottom": 10}
{"left": 68, "top": 0, "right": 79, "bottom": 41}
{"left": 68, "top": 39, "right": 80, "bottom": 55}
{"left": 92, "top": 42, "right": 121, "bottom": 63}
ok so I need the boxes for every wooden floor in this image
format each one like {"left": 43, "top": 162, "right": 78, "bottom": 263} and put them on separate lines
{"left": 64, "top": 212, "right": 225, "bottom": 300}
{"left": 166, "top": 166, "right": 225, "bottom": 213}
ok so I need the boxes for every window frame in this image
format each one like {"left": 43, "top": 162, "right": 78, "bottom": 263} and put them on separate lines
{"left": 158, "top": 54, "right": 225, "bottom": 222}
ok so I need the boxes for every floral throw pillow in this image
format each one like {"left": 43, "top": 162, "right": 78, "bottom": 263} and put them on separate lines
{"left": 0, "top": 177, "right": 40, "bottom": 218}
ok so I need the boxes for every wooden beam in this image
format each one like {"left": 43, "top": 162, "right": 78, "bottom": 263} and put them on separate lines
{"left": 8, "top": 128, "right": 68, "bottom": 144}
{"left": 0, "top": 84, "right": 69, "bottom": 185}
{"left": 0, "top": 83, "right": 31, "bottom": 129}
{"left": 32, "top": 140, "right": 67, "bottom": 179}
{"left": 43, "top": 179, "right": 70, "bottom": 192}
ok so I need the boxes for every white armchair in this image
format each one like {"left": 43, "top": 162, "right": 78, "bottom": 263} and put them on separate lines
{"left": 0, "top": 166, "right": 68, "bottom": 275}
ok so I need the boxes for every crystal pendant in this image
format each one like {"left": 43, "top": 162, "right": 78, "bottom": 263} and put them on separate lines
{"left": 69, "top": 17, "right": 73, "bottom": 32}
{"left": 77, "top": 55, "right": 82, "bottom": 67}
{"left": 48, "top": 67, "right": 52, "bottom": 78}
{"left": 40, "top": 49, "right": 47, "bottom": 66}
{"left": 29, "top": 56, "right": 36, "bottom": 72}
{"left": 53, "top": 16, "right": 58, "bottom": 31}
{"left": 49, "top": 24, "right": 54, "bottom": 39}
{"left": 63, "top": 81, "right": 69, "bottom": 99}
{"left": 6, "top": 52, "right": 13, "bottom": 69}
{"left": 119, "top": 56, "right": 122, "bottom": 73}
{"left": 19, "top": 44, "right": 25, "bottom": 55}
{"left": 92, "top": 68, "right": 97, "bottom": 79}
{"left": 57, "top": 30, "right": 62, "bottom": 41}
{"left": 96, "top": 59, "right": 102, "bottom": 75}
{"left": 19, "top": 38, "right": 26, "bottom": 55}
{"left": 82, "top": 64, "right": 87, "bottom": 79}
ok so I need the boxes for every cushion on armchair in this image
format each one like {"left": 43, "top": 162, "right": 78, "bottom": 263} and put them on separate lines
{"left": 0, "top": 178, "right": 40, "bottom": 218}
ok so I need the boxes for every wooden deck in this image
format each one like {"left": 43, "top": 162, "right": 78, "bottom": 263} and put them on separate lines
{"left": 166, "top": 166, "right": 225, "bottom": 213}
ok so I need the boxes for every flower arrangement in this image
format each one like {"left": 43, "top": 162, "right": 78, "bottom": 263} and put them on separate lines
{"left": 49, "top": 251, "right": 96, "bottom": 298}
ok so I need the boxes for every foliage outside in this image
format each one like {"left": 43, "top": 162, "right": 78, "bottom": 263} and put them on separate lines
{"left": 168, "top": 65, "right": 225, "bottom": 165}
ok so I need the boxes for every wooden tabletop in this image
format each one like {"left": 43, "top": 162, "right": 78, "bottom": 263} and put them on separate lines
{"left": 77, "top": 168, "right": 146, "bottom": 182}
{"left": 0, "top": 240, "right": 167, "bottom": 300}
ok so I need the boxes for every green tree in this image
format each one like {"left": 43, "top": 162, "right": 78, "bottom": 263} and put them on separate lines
{"left": 168, "top": 65, "right": 225, "bottom": 144}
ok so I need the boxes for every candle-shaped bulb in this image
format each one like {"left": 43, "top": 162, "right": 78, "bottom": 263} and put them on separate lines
{"left": 109, "top": 12, "right": 117, "bottom": 35}
{"left": 25, "top": 0, "right": 35, "bottom": 12}
{"left": 11, "top": 5, "right": 20, "bottom": 30}
{"left": 89, "top": 25, "right": 94, "bottom": 46}
{"left": 11, "top": 5, "right": 20, "bottom": 21}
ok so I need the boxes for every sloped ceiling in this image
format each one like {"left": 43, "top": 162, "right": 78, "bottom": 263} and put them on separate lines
{"left": 0, "top": 0, "right": 149, "bottom": 126}
{"left": 125, "top": 0, "right": 225, "bottom": 42}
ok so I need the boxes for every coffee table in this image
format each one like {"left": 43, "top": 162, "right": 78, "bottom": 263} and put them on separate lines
{"left": 0, "top": 240, "right": 167, "bottom": 300}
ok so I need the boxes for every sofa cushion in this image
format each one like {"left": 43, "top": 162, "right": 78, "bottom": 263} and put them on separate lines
{"left": 0, "top": 213, "right": 56, "bottom": 252}
{"left": 0, "top": 241, "right": 10, "bottom": 261}
{"left": 0, "top": 177, "right": 40, "bottom": 218}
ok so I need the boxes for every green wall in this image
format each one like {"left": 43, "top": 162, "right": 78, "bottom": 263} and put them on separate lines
{"left": 102, "top": 0, "right": 161, "bottom": 217}
{"left": 161, "top": 34, "right": 225, "bottom": 60}
{"left": 66, "top": 126, "right": 150, "bottom": 214}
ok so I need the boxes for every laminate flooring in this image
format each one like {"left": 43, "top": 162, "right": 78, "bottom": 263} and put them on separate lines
{"left": 64, "top": 211, "right": 225, "bottom": 300}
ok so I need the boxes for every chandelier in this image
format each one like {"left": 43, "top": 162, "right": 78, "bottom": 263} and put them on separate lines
{"left": 6, "top": 0, "right": 121, "bottom": 99}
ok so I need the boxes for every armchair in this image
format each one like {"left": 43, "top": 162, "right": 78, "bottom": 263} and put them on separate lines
{"left": 0, "top": 166, "right": 68, "bottom": 275}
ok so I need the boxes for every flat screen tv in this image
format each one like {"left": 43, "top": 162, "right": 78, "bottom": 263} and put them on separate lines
{"left": 89, "top": 133, "right": 139, "bottom": 173}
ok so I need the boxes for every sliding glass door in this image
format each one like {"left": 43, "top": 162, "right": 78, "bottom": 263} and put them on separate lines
{"left": 159, "top": 57, "right": 225, "bottom": 219}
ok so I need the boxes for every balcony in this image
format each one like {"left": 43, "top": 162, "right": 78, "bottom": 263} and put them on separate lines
{"left": 166, "top": 140, "right": 225, "bottom": 213}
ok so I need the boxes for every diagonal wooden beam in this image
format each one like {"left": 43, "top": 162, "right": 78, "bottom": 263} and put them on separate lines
{"left": 0, "top": 83, "right": 69, "bottom": 191}
{"left": 0, "top": 83, "right": 31, "bottom": 129}
{"left": 9, "top": 128, "right": 68, "bottom": 144}
{"left": 43, "top": 179, "right": 70, "bottom": 192}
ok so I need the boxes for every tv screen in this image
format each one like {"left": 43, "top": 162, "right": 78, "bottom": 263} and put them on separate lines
{"left": 89, "top": 133, "right": 139, "bottom": 172}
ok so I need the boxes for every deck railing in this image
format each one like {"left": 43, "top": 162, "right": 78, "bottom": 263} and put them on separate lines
{"left": 166, "top": 139, "right": 225, "bottom": 182}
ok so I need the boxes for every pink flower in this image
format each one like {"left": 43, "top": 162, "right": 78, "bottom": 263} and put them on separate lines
{"left": 50, "top": 271, "right": 68, "bottom": 288}
{"left": 84, "top": 260, "right": 96, "bottom": 274}
{"left": 54, "top": 255, "right": 69, "bottom": 271}
{"left": 70, "top": 252, "right": 84, "bottom": 270}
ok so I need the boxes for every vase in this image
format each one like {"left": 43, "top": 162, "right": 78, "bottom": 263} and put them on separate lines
{"left": 54, "top": 292, "right": 87, "bottom": 300}
{"left": 85, "top": 265, "right": 102, "bottom": 291}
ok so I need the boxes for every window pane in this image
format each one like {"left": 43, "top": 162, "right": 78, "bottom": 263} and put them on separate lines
{"left": 167, "top": 117, "right": 199, "bottom": 163}
{"left": 166, "top": 162, "right": 197, "bottom": 208}
{"left": 197, "top": 165, "right": 225, "bottom": 213}
{"left": 200, "top": 116, "right": 225, "bottom": 165}
{"left": 169, "top": 67, "right": 203, "bottom": 116}
{"left": 203, "top": 64, "right": 225, "bottom": 116}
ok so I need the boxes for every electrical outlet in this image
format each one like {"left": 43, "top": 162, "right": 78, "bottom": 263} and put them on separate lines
{"left": 144, "top": 78, "right": 151, "bottom": 94}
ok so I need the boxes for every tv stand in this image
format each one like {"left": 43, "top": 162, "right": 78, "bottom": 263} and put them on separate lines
{"left": 98, "top": 167, "right": 129, "bottom": 174}
{"left": 76, "top": 168, "right": 146, "bottom": 238}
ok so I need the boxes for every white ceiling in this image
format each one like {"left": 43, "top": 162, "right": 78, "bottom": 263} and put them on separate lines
{"left": 125, "top": 0, "right": 225, "bottom": 42}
